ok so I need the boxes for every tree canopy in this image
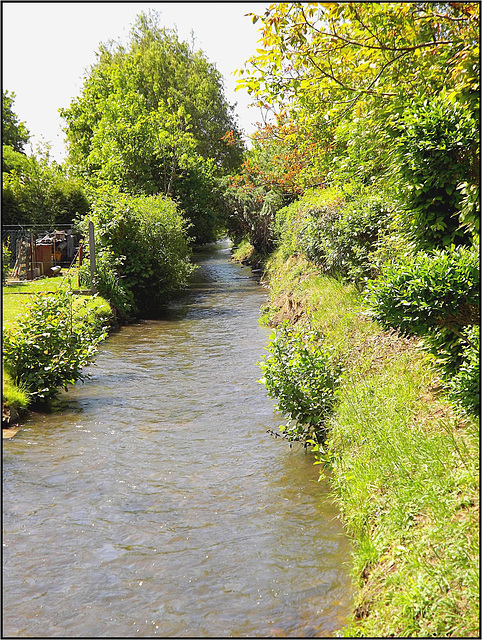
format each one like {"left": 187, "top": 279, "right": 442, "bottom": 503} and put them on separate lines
{"left": 61, "top": 11, "right": 245, "bottom": 242}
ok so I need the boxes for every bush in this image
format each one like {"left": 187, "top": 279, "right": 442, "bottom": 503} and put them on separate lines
{"left": 366, "top": 245, "right": 479, "bottom": 338}
{"left": 2, "top": 290, "right": 107, "bottom": 402}
{"left": 275, "top": 185, "right": 391, "bottom": 284}
{"left": 222, "top": 181, "right": 283, "bottom": 253}
{"left": 447, "top": 326, "right": 480, "bottom": 415}
{"left": 367, "top": 244, "right": 480, "bottom": 415}
{"left": 259, "top": 322, "right": 342, "bottom": 442}
{"left": 80, "top": 186, "right": 194, "bottom": 315}
{"left": 393, "top": 93, "right": 479, "bottom": 249}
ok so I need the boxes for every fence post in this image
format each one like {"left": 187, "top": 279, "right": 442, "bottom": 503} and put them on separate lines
{"left": 88, "top": 220, "right": 96, "bottom": 293}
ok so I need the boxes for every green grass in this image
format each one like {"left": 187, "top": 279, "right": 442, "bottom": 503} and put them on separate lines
{"left": 263, "top": 249, "right": 480, "bottom": 638}
{"left": 2, "top": 370, "right": 29, "bottom": 411}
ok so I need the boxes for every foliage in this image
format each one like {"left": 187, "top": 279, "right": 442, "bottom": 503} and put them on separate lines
{"left": 79, "top": 247, "right": 135, "bottom": 321}
{"left": 223, "top": 113, "right": 318, "bottom": 251}
{"left": 222, "top": 179, "right": 284, "bottom": 252}
{"left": 393, "top": 93, "right": 479, "bottom": 249}
{"left": 447, "top": 326, "right": 480, "bottom": 415}
{"left": 275, "top": 184, "right": 392, "bottom": 284}
{"left": 2, "top": 241, "right": 11, "bottom": 284}
{"left": 2, "top": 143, "right": 30, "bottom": 173}
{"left": 239, "top": 3, "right": 479, "bottom": 118}
{"left": 367, "top": 245, "right": 480, "bottom": 338}
{"left": 2, "top": 145, "right": 90, "bottom": 226}
{"left": 236, "top": 2, "right": 479, "bottom": 245}
{"left": 61, "top": 10, "right": 244, "bottom": 243}
{"left": 2, "top": 90, "right": 30, "bottom": 152}
{"left": 367, "top": 245, "right": 480, "bottom": 414}
{"left": 2, "top": 289, "right": 107, "bottom": 402}
{"left": 259, "top": 322, "right": 342, "bottom": 442}
{"left": 79, "top": 186, "right": 194, "bottom": 316}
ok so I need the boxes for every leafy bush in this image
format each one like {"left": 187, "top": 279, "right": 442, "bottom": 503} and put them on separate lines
{"left": 366, "top": 245, "right": 479, "bottom": 337}
{"left": 367, "top": 244, "right": 480, "bottom": 414}
{"left": 2, "top": 290, "right": 107, "bottom": 402}
{"left": 80, "top": 186, "right": 194, "bottom": 315}
{"left": 275, "top": 185, "right": 391, "bottom": 284}
{"left": 259, "top": 322, "right": 342, "bottom": 442}
{"left": 393, "top": 93, "right": 479, "bottom": 249}
{"left": 222, "top": 180, "right": 283, "bottom": 253}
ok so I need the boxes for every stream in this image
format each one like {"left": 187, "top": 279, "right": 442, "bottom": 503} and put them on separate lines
{"left": 2, "top": 240, "right": 353, "bottom": 638}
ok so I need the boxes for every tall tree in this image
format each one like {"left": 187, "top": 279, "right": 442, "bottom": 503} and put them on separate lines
{"left": 61, "top": 11, "right": 245, "bottom": 242}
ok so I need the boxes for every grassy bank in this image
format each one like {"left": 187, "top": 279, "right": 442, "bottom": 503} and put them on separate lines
{"left": 261, "top": 251, "right": 479, "bottom": 637}
{"left": 2, "top": 273, "right": 113, "bottom": 421}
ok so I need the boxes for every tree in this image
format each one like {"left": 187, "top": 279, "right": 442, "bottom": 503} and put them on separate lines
{"left": 2, "top": 145, "right": 90, "bottom": 226}
{"left": 61, "top": 11, "right": 245, "bottom": 242}
{"left": 237, "top": 2, "right": 479, "bottom": 181}
{"left": 2, "top": 90, "right": 30, "bottom": 152}
{"left": 239, "top": 3, "right": 479, "bottom": 118}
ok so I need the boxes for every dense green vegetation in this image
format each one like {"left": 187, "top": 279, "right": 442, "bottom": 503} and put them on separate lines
{"left": 230, "top": 1, "right": 479, "bottom": 422}
{"left": 2, "top": 275, "right": 112, "bottom": 411}
{"left": 77, "top": 186, "right": 193, "bottom": 318}
{"left": 3, "top": 289, "right": 108, "bottom": 403}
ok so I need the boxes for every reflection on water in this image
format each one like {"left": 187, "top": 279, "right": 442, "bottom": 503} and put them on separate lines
{"left": 2, "top": 240, "right": 353, "bottom": 637}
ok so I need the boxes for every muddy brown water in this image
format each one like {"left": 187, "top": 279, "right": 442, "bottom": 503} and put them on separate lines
{"left": 2, "top": 240, "right": 353, "bottom": 638}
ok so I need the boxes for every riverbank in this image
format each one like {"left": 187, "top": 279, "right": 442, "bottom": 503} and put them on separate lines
{"left": 260, "top": 250, "right": 479, "bottom": 637}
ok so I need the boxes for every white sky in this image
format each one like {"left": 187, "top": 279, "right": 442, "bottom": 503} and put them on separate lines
{"left": 2, "top": 1, "right": 270, "bottom": 161}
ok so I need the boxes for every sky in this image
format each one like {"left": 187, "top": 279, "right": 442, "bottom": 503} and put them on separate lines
{"left": 2, "top": 1, "right": 270, "bottom": 161}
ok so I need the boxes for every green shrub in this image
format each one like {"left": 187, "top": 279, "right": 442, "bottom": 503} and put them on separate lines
{"left": 275, "top": 185, "right": 391, "bottom": 285}
{"left": 447, "top": 326, "right": 480, "bottom": 416}
{"left": 2, "top": 290, "right": 107, "bottom": 402}
{"left": 366, "top": 245, "right": 479, "bottom": 338}
{"left": 259, "top": 322, "right": 342, "bottom": 442}
{"left": 274, "top": 186, "right": 344, "bottom": 258}
{"left": 367, "top": 244, "right": 480, "bottom": 414}
{"left": 222, "top": 181, "right": 283, "bottom": 253}
{"left": 393, "top": 93, "right": 479, "bottom": 249}
{"left": 80, "top": 186, "right": 194, "bottom": 315}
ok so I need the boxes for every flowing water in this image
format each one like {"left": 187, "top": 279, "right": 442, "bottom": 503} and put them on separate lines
{"left": 2, "top": 240, "right": 353, "bottom": 638}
